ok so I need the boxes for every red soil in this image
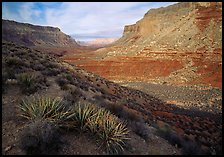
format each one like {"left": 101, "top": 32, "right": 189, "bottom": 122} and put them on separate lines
{"left": 69, "top": 56, "right": 184, "bottom": 82}
{"left": 195, "top": 2, "right": 222, "bottom": 32}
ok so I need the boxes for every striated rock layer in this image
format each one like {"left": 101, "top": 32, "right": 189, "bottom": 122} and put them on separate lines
{"left": 64, "top": 2, "right": 222, "bottom": 88}
{"left": 2, "top": 19, "right": 98, "bottom": 56}
{"left": 2, "top": 19, "right": 79, "bottom": 47}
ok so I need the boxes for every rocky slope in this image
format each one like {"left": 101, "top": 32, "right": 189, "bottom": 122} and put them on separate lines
{"left": 2, "top": 19, "right": 97, "bottom": 56}
{"left": 64, "top": 2, "right": 222, "bottom": 88}
{"left": 2, "top": 19, "right": 79, "bottom": 47}
{"left": 109, "top": 2, "right": 222, "bottom": 56}
{"left": 2, "top": 41, "right": 222, "bottom": 155}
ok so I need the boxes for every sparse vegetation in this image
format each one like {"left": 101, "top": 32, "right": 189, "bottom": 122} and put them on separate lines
{"left": 129, "top": 120, "right": 150, "bottom": 141}
{"left": 181, "top": 139, "right": 202, "bottom": 155}
{"left": 5, "top": 56, "right": 23, "bottom": 67}
{"left": 19, "top": 95, "right": 129, "bottom": 154}
{"left": 56, "top": 76, "right": 69, "bottom": 90}
{"left": 155, "top": 121, "right": 185, "bottom": 149}
{"left": 17, "top": 72, "right": 38, "bottom": 94}
{"left": 64, "top": 102, "right": 130, "bottom": 154}
{"left": 63, "top": 88, "right": 82, "bottom": 108}
{"left": 19, "top": 96, "right": 71, "bottom": 124}
{"left": 19, "top": 119, "right": 62, "bottom": 155}
{"left": 41, "top": 68, "right": 60, "bottom": 76}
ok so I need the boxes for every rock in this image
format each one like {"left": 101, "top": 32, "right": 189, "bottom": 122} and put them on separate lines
{"left": 2, "top": 19, "right": 78, "bottom": 48}
{"left": 4, "top": 145, "right": 12, "bottom": 152}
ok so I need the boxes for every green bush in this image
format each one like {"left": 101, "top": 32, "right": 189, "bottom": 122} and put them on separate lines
{"left": 64, "top": 73, "right": 73, "bottom": 82}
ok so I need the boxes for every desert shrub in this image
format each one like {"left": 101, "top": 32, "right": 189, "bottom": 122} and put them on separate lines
{"left": 156, "top": 122, "right": 172, "bottom": 139}
{"left": 181, "top": 139, "right": 202, "bottom": 155}
{"left": 129, "top": 121, "right": 149, "bottom": 141}
{"left": 48, "top": 62, "right": 59, "bottom": 69}
{"left": 5, "top": 67, "right": 16, "bottom": 79}
{"left": 17, "top": 72, "right": 38, "bottom": 94}
{"left": 167, "top": 131, "right": 183, "bottom": 147}
{"left": 36, "top": 74, "right": 49, "bottom": 88}
{"left": 5, "top": 56, "right": 23, "bottom": 67}
{"left": 155, "top": 122, "right": 183, "bottom": 148}
{"left": 19, "top": 96, "right": 71, "bottom": 124}
{"left": 107, "top": 103, "right": 124, "bottom": 118}
{"left": 56, "top": 76, "right": 69, "bottom": 90}
{"left": 32, "top": 63, "right": 45, "bottom": 71}
{"left": 66, "top": 102, "right": 130, "bottom": 154}
{"left": 121, "top": 108, "right": 142, "bottom": 122}
{"left": 64, "top": 73, "right": 73, "bottom": 82}
{"left": 19, "top": 119, "right": 62, "bottom": 155}
{"left": 41, "top": 67, "right": 60, "bottom": 76}
{"left": 63, "top": 88, "right": 82, "bottom": 108}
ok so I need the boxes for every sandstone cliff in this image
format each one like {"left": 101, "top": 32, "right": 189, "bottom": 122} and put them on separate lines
{"left": 2, "top": 19, "right": 79, "bottom": 47}
{"left": 67, "top": 2, "right": 222, "bottom": 88}
{"left": 99, "top": 2, "right": 222, "bottom": 61}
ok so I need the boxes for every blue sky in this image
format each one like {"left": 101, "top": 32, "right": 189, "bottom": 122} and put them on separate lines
{"left": 2, "top": 2, "right": 177, "bottom": 41}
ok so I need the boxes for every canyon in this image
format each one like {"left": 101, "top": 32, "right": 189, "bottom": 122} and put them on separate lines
{"left": 77, "top": 38, "right": 118, "bottom": 48}
{"left": 64, "top": 2, "right": 222, "bottom": 88}
{"left": 2, "top": 2, "right": 222, "bottom": 155}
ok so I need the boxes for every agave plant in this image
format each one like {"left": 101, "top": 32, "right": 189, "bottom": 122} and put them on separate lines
{"left": 72, "top": 102, "right": 97, "bottom": 131}
{"left": 17, "top": 72, "right": 37, "bottom": 94}
{"left": 97, "top": 112, "right": 130, "bottom": 154}
{"left": 17, "top": 72, "right": 35, "bottom": 87}
{"left": 19, "top": 96, "right": 72, "bottom": 124}
{"left": 86, "top": 108, "right": 105, "bottom": 134}
{"left": 86, "top": 106, "right": 129, "bottom": 154}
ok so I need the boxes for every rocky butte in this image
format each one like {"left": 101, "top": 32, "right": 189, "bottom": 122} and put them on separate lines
{"left": 64, "top": 2, "right": 222, "bottom": 88}
{"left": 2, "top": 19, "right": 95, "bottom": 56}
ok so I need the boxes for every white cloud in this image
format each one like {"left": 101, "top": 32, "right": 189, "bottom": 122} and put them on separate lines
{"left": 43, "top": 2, "right": 155, "bottom": 37}
{"left": 2, "top": 2, "right": 178, "bottom": 40}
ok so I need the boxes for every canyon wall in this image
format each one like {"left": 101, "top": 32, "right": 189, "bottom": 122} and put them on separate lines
{"left": 2, "top": 19, "right": 79, "bottom": 47}
{"left": 66, "top": 2, "right": 222, "bottom": 88}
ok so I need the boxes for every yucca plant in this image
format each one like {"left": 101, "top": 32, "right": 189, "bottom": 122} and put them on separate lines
{"left": 86, "top": 106, "right": 129, "bottom": 154}
{"left": 97, "top": 112, "right": 129, "bottom": 154}
{"left": 87, "top": 108, "right": 105, "bottom": 134}
{"left": 19, "top": 96, "right": 73, "bottom": 125}
{"left": 17, "top": 72, "right": 37, "bottom": 94}
{"left": 72, "top": 102, "right": 97, "bottom": 131}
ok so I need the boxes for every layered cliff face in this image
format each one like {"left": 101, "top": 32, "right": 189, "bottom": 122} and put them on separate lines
{"left": 2, "top": 19, "right": 79, "bottom": 47}
{"left": 111, "top": 2, "right": 222, "bottom": 57}
{"left": 65, "top": 2, "right": 222, "bottom": 88}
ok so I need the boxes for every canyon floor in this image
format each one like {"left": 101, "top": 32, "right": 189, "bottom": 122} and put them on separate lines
{"left": 2, "top": 42, "right": 222, "bottom": 155}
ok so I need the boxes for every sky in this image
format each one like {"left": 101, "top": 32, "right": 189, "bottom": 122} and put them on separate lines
{"left": 2, "top": 2, "right": 177, "bottom": 41}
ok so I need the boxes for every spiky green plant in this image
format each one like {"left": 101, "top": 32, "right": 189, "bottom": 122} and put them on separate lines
{"left": 71, "top": 102, "right": 97, "bottom": 131}
{"left": 85, "top": 106, "right": 129, "bottom": 154}
{"left": 19, "top": 72, "right": 35, "bottom": 84}
{"left": 87, "top": 108, "right": 105, "bottom": 134}
{"left": 19, "top": 96, "right": 72, "bottom": 124}
{"left": 97, "top": 112, "right": 129, "bottom": 154}
{"left": 17, "top": 72, "right": 37, "bottom": 94}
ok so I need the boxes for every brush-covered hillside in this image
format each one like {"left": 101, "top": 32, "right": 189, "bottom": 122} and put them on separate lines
{"left": 2, "top": 41, "right": 222, "bottom": 155}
